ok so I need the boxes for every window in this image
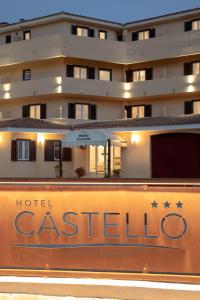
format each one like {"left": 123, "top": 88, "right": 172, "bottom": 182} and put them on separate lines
{"left": 125, "top": 105, "right": 152, "bottom": 118}
{"left": 138, "top": 30, "right": 150, "bottom": 40}
{"left": 44, "top": 140, "right": 61, "bottom": 161}
{"left": 23, "top": 30, "right": 31, "bottom": 40}
{"left": 77, "top": 27, "right": 89, "bottom": 37}
{"left": 131, "top": 106, "right": 145, "bottom": 118}
{"left": 192, "top": 20, "right": 200, "bottom": 31}
{"left": 5, "top": 35, "right": 11, "bottom": 44}
{"left": 132, "top": 29, "right": 155, "bottom": 41}
{"left": 68, "top": 103, "right": 96, "bottom": 120}
{"left": 74, "top": 66, "right": 87, "bottom": 79}
{"left": 54, "top": 141, "right": 61, "bottom": 160}
{"left": 75, "top": 104, "right": 89, "bottom": 120}
{"left": 98, "top": 69, "right": 112, "bottom": 81}
{"left": 17, "top": 140, "right": 29, "bottom": 160}
{"left": 29, "top": 105, "right": 41, "bottom": 119}
{"left": 193, "top": 101, "right": 200, "bottom": 114}
{"left": 22, "top": 104, "right": 46, "bottom": 119}
{"left": 23, "top": 69, "right": 31, "bottom": 81}
{"left": 133, "top": 70, "right": 146, "bottom": 82}
{"left": 99, "top": 30, "right": 107, "bottom": 39}
{"left": 193, "top": 62, "right": 200, "bottom": 75}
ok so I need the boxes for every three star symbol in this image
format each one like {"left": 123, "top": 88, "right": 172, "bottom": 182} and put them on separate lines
{"left": 150, "top": 201, "right": 183, "bottom": 208}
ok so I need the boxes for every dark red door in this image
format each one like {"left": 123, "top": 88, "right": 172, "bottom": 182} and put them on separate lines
{"left": 151, "top": 133, "right": 200, "bottom": 178}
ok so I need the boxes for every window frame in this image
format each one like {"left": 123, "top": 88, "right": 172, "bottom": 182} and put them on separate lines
{"left": 29, "top": 104, "right": 41, "bottom": 119}
{"left": 138, "top": 30, "right": 150, "bottom": 40}
{"left": 23, "top": 30, "right": 31, "bottom": 40}
{"left": 132, "top": 69, "right": 146, "bottom": 82}
{"left": 76, "top": 26, "right": 89, "bottom": 37}
{"left": 17, "top": 139, "right": 30, "bottom": 161}
{"left": 23, "top": 69, "right": 31, "bottom": 81}
{"left": 131, "top": 105, "right": 145, "bottom": 119}
{"left": 75, "top": 103, "right": 90, "bottom": 120}
{"left": 192, "top": 19, "right": 200, "bottom": 31}
{"left": 98, "top": 68, "right": 112, "bottom": 81}
{"left": 99, "top": 30, "right": 107, "bottom": 40}
{"left": 73, "top": 65, "right": 88, "bottom": 79}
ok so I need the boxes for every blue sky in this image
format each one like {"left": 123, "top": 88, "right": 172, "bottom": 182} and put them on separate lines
{"left": 1, "top": 0, "right": 200, "bottom": 23}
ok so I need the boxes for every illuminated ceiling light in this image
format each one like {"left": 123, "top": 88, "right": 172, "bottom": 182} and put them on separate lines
{"left": 131, "top": 134, "right": 140, "bottom": 144}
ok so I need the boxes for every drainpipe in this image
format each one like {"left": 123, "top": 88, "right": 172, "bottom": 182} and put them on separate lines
{"left": 59, "top": 142, "right": 63, "bottom": 178}
{"left": 107, "top": 139, "right": 111, "bottom": 177}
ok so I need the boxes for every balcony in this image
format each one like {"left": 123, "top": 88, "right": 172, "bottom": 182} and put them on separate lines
{"left": 0, "top": 77, "right": 124, "bottom": 100}
{"left": 0, "top": 75, "right": 200, "bottom": 101}
{"left": 124, "top": 74, "right": 200, "bottom": 99}
{"left": 127, "top": 30, "right": 200, "bottom": 63}
{"left": 0, "top": 33, "right": 127, "bottom": 67}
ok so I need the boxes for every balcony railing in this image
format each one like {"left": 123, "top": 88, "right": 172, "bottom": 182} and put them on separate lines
{"left": 0, "top": 75, "right": 199, "bottom": 101}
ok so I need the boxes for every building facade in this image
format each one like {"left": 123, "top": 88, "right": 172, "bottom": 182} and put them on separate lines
{"left": 0, "top": 9, "right": 200, "bottom": 178}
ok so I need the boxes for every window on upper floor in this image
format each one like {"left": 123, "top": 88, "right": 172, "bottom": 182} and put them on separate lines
{"left": 185, "top": 100, "right": 200, "bottom": 115}
{"left": 22, "top": 104, "right": 46, "bottom": 119}
{"left": 125, "top": 105, "right": 152, "bottom": 118}
{"left": 23, "top": 30, "right": 31, "bottom": 40}
{"left": 185, "top": 19, "right": 200, "bottom": 31}
{"left": 184, "top": 62, "right": 200, "bottom": 76}
{"left": 71, "top": 25, "right": 95, "bottom": 37}
{"left": 68, "top": 103, "right": 96, "bottom": 120}
{"left": 125, "top": 68, "right": 153, "bottom": 82}
{"left": 5, "top": 35, "right": 11, "bottom": 44}
{"left": 132, "top": 29, "right": 155, "bottom": 41}
{"left": 74, "top": 66, "right": 87, "bottom": 79}
{"left": 23, "top": 69, "right": 31, "bottom": 81}
{"left": 98, "top": 69, "right": 112, "bottom": 81}
{"left": 99, "top": 30, "right": 107, "bottom": 39}
{"left": 11, "top": 139, "right": 36, "bottom": 162}
{"left": 66, "top": 65, "right": 95, "bottom": 80}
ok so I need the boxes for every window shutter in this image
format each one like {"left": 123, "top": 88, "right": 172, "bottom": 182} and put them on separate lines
{"left": 89, "top": 104, "right": 97, "bottom": 120}
{"left": 149, "top": 28, "right": 156, "bottom": 38}
{"left": 11, "top": 140, "right": 17, "bottom": 161}
{"left": 125, "top": 70, "right": 133, "bottom": 82}
{"left": 185, "top": 21, "right": 192, "bottom": 32}
{"left": 68, "top": 103, "right": 75, "bottom": 119}
{"left": 185, "top": 101, "right": 193, "bottom": 114}
{"left": 44, "top": 140, "right": 55, "bottom": 161}
{"left": 62, "top": 148, "right": 72, "bottom": 162}
{"left": 89, "top": 29, "right": 95, "bottom": 37}
{"left": 184, "top": 63, "right": 193, "bottom": 76}
{"left": 146, "top": 68, "right": 153, "bottom": 80}
{"left": 132, "top": 32, "right": 138, "bottom": 41}
{"left": 40, "top": 104, "right": 47, "bottom": 119}
{"left": 117, "top": 33, "right": 123, "bottom": 41}
{"left": 29, "top": 141, "right": 36, "bottom": 161}
{"left": 110, "top": 70, "right": 112, "bottom": 81}
{"left": 125, "top": 106, "right": 132, "bottom": 118}
{"left": 87, "top": 67, "right": 95, "bottom": 79}
{"left": 71, "top": 25, "right": 77, "bottom": 35}
{"left": 66, "top": 65, "right": 74, "bottom": 77}
{"left": 22, "top": 105, "right": 30, "bottom": 118}
{"left": 145, "top": 105, "right": 152, "bottom": 117}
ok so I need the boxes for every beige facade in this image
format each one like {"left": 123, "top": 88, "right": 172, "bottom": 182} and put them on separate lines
{"left": 0, "top": 9, "right": 200, "bottom": 178}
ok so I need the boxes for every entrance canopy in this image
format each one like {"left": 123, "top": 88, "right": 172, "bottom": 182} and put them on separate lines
{"left": 62, "top": 130, "right": 127, "bottom": 147}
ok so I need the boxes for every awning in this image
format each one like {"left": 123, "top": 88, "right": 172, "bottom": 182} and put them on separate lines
{"left": 62, "top": 130, "right": 127, "bottom": 147}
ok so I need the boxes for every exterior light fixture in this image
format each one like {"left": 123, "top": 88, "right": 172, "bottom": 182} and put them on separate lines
{"left": 37, "top": 134, "right": 45, "bottom": 144}
{"left": 131, "top": 134, "right": 140, "bottom": 144}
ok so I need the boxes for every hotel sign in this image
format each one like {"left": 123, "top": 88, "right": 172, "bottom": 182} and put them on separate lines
{"left": 0, "top": 185, "right": 198, "bottom": 274}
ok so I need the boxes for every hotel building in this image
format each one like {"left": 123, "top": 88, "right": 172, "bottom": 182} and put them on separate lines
{"left": 0, "top": 8, "right": 200, "bottom": 178}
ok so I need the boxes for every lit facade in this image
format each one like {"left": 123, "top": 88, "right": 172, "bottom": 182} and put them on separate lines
{"left": 0, "top": 9, "right": 200, "bottom": 178}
